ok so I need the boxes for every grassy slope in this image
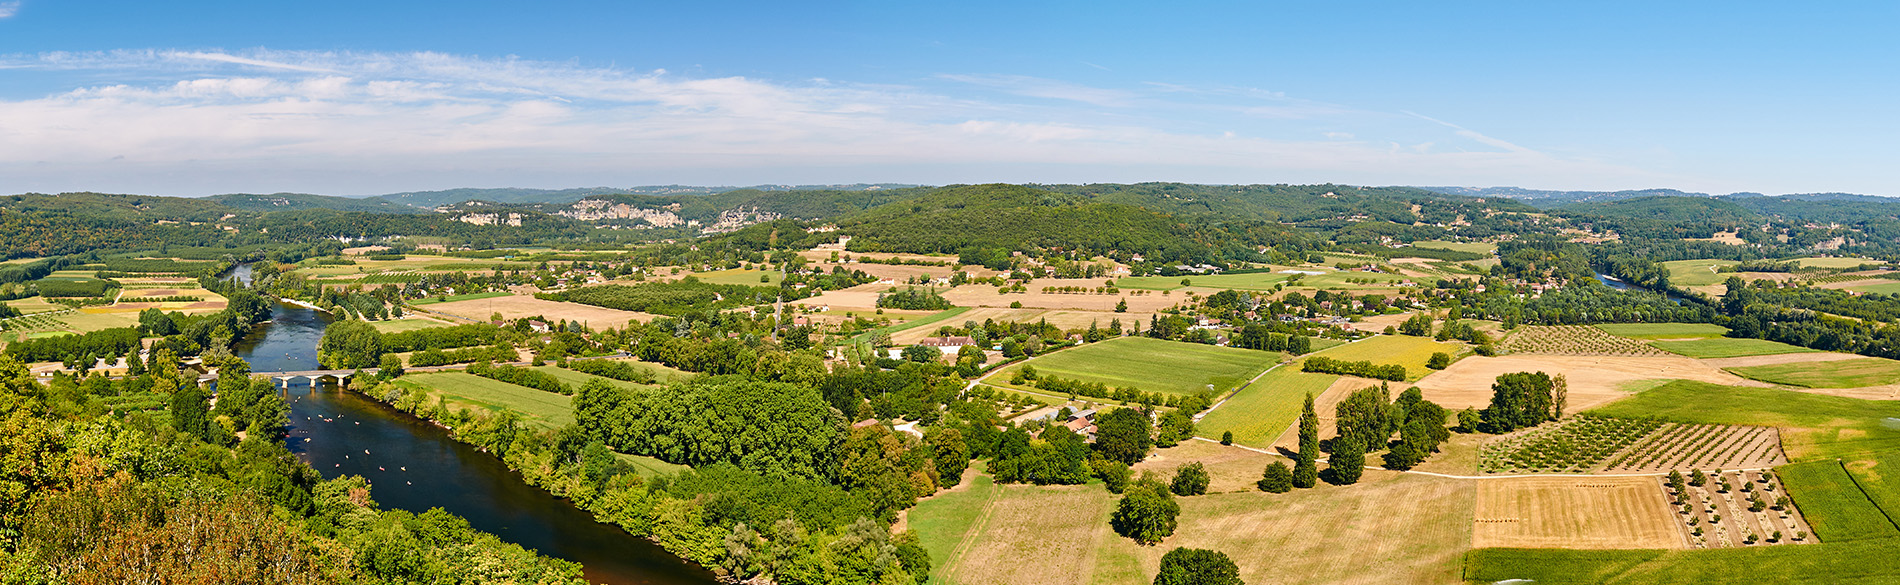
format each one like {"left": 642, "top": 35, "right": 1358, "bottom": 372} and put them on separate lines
{"left": 1594, "top": 323, "right": 1729, "bottom": 340}
{"left": 1194, "top": 366, "right": 1338, "bottom": 448}
{"left": 1728, "top": 357, "right": 1900, "bottom": 388}
{"left": 393, "top": 372, "right": 575, "bottom": 429}
{"left": 1650, "top": 337, "right": 1819, "bottom": 358}
{"left": 905, "top": 463, "right": 996, "bottom": 584}
{"left": 991, "top": 336, "right": 1278, "bottom": 396}
{"left": 1661, "top": 259, "right": 1739, "bottom": 288}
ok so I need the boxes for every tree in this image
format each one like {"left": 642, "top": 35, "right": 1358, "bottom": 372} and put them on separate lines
{"left": 1257, "top": 462, "right": 1292, "bottom": 493}
{"left": 1220, "top": 431, "right": 1233, "bottom": 446}
{"left": 1293, "top": 393, "right": 1319, "bottom": 488}
{"left": 1552, "top": 373, "right": 1569, "bottom": 419}
{"left": 1155, "top": 410, "right": 1194, "bottom": 448}
{"left": 1153, "top": 547, "right": 1243, "bottom": 585}
{"left": 1482, "top": 372, "right": 1555, "bottom": 433}
{"left": 1334, "top": 385, "right": 1395, "bottom": 453}
{"left": 378, "top": 353, "right": 405, "bottom": 378}
{"left": 1093, "top": 457, "right": 1133, "bottom": 493}
{"left": 927, "top": 427, "right": 969, "bottom": 487}
{"left": 900, "top": 344, "right": 942, "bottom": 363}
{"left": 1398, "top": 313, "right": 1433, "bottom": 336}
{"left": 170, "top": 384, "right": 211, "bottom": 441}
{"left": 1115, "top": 298, "right": 1129, "bottom": 313}
{"left": 318, "top": 319, "right": 385, "bottom": 369}
{"left": 1170, "top": 462, "right": 1209, "bottom": 496}
{"left": 1094, "top": 408, "right": 1154, "bottom": 465}
{"left": 1112, "top": 474, "right": 1179, "bottom": 545}
{"left": 1326, "top": 436, "right": 1365, "bottom": 485}
{"left": 1457, "top": 407, "right": 1482, "bottom": 433}
{"left": 1426, "top": 352, "right": 1451, "bottom": 370}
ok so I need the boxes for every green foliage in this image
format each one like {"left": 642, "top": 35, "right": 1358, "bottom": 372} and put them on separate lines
{"left": 467, "top": 361, "right": 571, "bottom": 395}
{"left": 1169, "top": 462, "right": 1210, "bottom": 496}
{"left": 1257, "top": 461, "right": 1293, "bottom": 493}
{"left": 1093, "top": 457, "right": 1133, "bottom": 494}
{"left": 1301, "top": 356, "right": 1406, "bottom": 381}
{"left": 1294, "top": 393, "right": 1320, "bottom": 489}
{"left": 1326, "top": 436, "right": 1365, "bottom": 485}
{"left": 1153, "top": 547, "right": 1243, "bottom": 585}
{"left": 318, "top": 319, "right": 385, "bottom": 369}
{"left": 1334, "top": 384, "right": 1396, "bottom": 453}
{"left": 543, "top": 278, "right": 776, "bottom": 316}
{"left": 1426, "top": 352, "right": 1451, "bottom": 370}
{"left": 1111, "top": 474, "right": 1179, "bottom": 545}
{"left": 577, "top": 376, "right": 844, "bottom": 480}
{"left": 1483, "top": 371, "right": 1556, "bottom": 433}
{"left": 878, "top": 287, "right": 954, "bottom": 311}
{"left": 1093, "top": 408, "right": 1154, "bottom": 466}
{"left": 991, "top": 425, "right": 1091, "bottom": 486}
{"left": 562, "top": 358, "right": 657, "bottom": 384}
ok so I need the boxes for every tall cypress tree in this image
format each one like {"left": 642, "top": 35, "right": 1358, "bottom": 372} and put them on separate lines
{"left": 1293, "top": 392, "right": 1320, "bottom": 488}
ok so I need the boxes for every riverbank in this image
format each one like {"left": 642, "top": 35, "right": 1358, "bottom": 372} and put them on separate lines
{"left": 349, "top": 376, "right": 730, "bottom": 581}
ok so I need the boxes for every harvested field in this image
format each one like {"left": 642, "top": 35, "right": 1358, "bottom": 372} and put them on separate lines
{"left": 939, "top": 283, "right": 1190, "bottom": 313}
{"left": 1500, "top": 325, "right": 1670, "bottom": 356}
{"left": 1117, "top": 271, "right": 1291, "bottom": 291}
{"left": 938, "top": 484, "right": 1113, "bottom": 585}
{"left": 1727, "top": 357, "right": 1900, "bottom": 389}
{"left": 1480, "top": 415, "right": 1666, "bottom": 474}
{"left": 1197, "top": 367, "right": 1340, "bottom": 450}
{"left": 1599, "top": 423, "right": 1786, "bottom": 473}
{"left": 1135, "top": 440, "right": 1289, "bottom": 494}
{"left": 1666, "top": 470, "right": 1815, "bottom": 549}
{"left": 1473, "top": 476, "right": 1682, "bottom": 549}
{"left": 425, "top": 293, "right": 657, "bottom": 329}
{"left": 1411, "top": 355, "right": 1768, "bottom": 415}
{"left": 1651, "top": 337, "right": 1819, "bottom": 359}
{"left": 788, "top": 283, "right": 886, "bottom": 310}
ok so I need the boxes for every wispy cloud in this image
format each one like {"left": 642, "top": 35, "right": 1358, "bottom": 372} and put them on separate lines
{"left": 0, "top": 49, "right": 1678, "bottom": 195}
{"left": 938, "top": 74, "right": 1134, "bottom": 107}
{"left": 1404, "top": 110, "right": 1534, "bottom": 154}
{"left": 0, "top": 2, "right": 20, "bottom": 18}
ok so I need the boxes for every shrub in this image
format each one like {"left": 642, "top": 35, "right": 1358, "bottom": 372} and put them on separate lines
{"left": 1170, "top": 462, "right": 1209, "bottom": 496}
{"left": 1257, "top": 462, "right": 1292, "bottom": 493}
{"left": 1153, "top": 547, "right": 1242, "bottom": 585}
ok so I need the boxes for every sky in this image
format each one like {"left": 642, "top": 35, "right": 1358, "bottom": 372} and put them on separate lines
{"left": 0, "top": 1, "right": 1894, "bottom": 197}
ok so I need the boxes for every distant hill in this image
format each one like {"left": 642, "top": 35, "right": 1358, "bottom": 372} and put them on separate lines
{"left": 1413, "top": 186, "right": 1717, "bottom": 207}
{"left": 207, "top": 192, "right": 428, "bottom": 214}
{"left": 1558, "top": 196, "right": 1759, "bottom": 223}
{"left": 373, "top": 184, "right": 924, "bottom": 209}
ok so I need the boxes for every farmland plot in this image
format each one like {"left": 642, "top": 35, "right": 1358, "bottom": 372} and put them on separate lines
{"left": 1662, "top": 470, "right": 1815, "bottom": 549}
{"left": 1600, "top": 424, "right": 1787, "bottom": 473}
{"left": 1499, "top": 325, "right": 1670, "bottom": 356}
{"left": 1473, "top": 476, "right": 1682, "bottom": 549}
{"left": 1480, "top": 415, "right": 1666, "bottom": 474}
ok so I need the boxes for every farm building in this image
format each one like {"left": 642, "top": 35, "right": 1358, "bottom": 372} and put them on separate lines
{"left": 917, "top": 336, "right": 975, "bottom": 351}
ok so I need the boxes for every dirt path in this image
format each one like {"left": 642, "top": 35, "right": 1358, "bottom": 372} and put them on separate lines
{"left": 1700, "top": 352, "right": 1865, "bottom": 368}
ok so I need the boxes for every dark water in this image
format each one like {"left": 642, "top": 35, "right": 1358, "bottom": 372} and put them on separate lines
{"left": 234, "top": 302, "right": 715, "bottom": 585}
{"left": 1593, "top": 271, "right": 1690, "bottom": 304}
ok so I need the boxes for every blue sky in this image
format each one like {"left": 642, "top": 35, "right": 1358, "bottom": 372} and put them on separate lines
{"left": 0, "top": 1, "right": 1894, "bottom": 196}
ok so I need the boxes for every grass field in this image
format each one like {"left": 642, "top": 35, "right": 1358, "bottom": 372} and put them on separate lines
{"left": 1777, "top": 459, "right": 1900, "bottom": 541}
{"left": 408, "top": 290, "right": 513, "bottom": 305}
{"left": 1194, "top": 366, "right": 1336, "bottom": 449}
{"left": 1650, "top": 338, "right": 1819, "bottom": 359}
{"left": 692, "top": 268, "right": 783, "bottom": 286}
{"left": 392, "top": 372, "right": 575, "bottom": 429}
{"left": 1464, "top": 539, "right": 1900, "bottom": 585}
{"left": 1413, "top": 240, "right": 1498, "bottom": 254}
{"left": 369, "top": 316, "right": 455, "bottom": 333}
{"left": 1586, "top": 381, "right": 1900, "bottom": 460}
{"left": 1728, "top": 357, "right": 1900, "bottom": 388}
{"left": 905, "top": 464, "right": 996, "bottom": 584}
{"left": 988, "top": 336, "right": 1277, "bottom": 396}
{"left": 3, "top": 297, "right": 61, "bottom": 314}
{"left": 613, "top": 452, "right": 689, "bottom": 479}
{"left": 1594, "top": 323, "right": 1730, "bottom": 340}
{"left": 1662, "top": 259, "right": 1740, "bottom": 288}
{"left": 1845, "top": 281, "right": 1900, "bottom": 295}
{"left": 1117, "top": 271, "right": 1291, "bottom": 291}
{"left": 1304, "top": 335, "right": 1464, "bottom": 382}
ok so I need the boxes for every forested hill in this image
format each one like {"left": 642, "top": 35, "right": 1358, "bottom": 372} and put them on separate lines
{"left": 207, "top": 192, "right": 428, "bottom": 214}
{"left": 1557, "top": 196, "right": 1760, "bottom": 223}
{"left": 545, "top": 187, "right": 940, "bottom": 223}
{"left": 1038, "top": 183, "right": 1535, "bottom": 224}
{"left": 375, "top": 187, "right": 629, "bottom": 208}
{"left": 1415, "top": 186, "right": 1715, "bottom": 207}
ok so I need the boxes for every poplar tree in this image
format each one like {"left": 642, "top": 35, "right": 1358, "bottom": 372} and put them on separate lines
{"left": 1293, "top": 393, "right": 1320, "bottom": 488}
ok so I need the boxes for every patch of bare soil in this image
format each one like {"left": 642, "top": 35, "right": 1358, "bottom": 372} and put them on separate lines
{"left": 1411, "top": 355, "right": 1770, "bottom": 414}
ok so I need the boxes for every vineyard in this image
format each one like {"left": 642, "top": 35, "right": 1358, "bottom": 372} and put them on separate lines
{"left": 1497, "top": 325, "right": 1670, "bottom": 356}
{"left": 1482, "top": 415, "right": 1787, "bottom": 474}
{"left": 1480, "top": 415, "right": 1666, "bottom": 474}
{"left": 1661, "top": 469, "right": 1813, "bottom": 549}
{"left": 0, "top": 310, "right": 73, "bottom": 333}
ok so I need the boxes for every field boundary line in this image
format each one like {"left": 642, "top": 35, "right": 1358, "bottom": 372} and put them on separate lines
{"left": 1836, "top": 458, "right": 1900, "bottom": 533}
{"left": 939, "top": 478, "right": 1003, "bottom": 585}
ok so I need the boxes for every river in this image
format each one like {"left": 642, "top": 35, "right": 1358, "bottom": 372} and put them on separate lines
{"left": 226, "top": 275, "right": 713, "bottom": 584}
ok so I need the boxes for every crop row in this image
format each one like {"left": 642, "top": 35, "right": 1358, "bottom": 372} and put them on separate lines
{"left": 1480, "top": 414, "right": 1666, "bottom": 473}
{"left": 1498, "top": 325, "right": 1670, "bottom": 356}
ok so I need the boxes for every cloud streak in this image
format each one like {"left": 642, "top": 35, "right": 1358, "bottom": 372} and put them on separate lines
{"left": 0, "top": 49, "right": 1679, "bottom": 195}
{"left": 0, "top": 2, "right": 17, "bottom": 18}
